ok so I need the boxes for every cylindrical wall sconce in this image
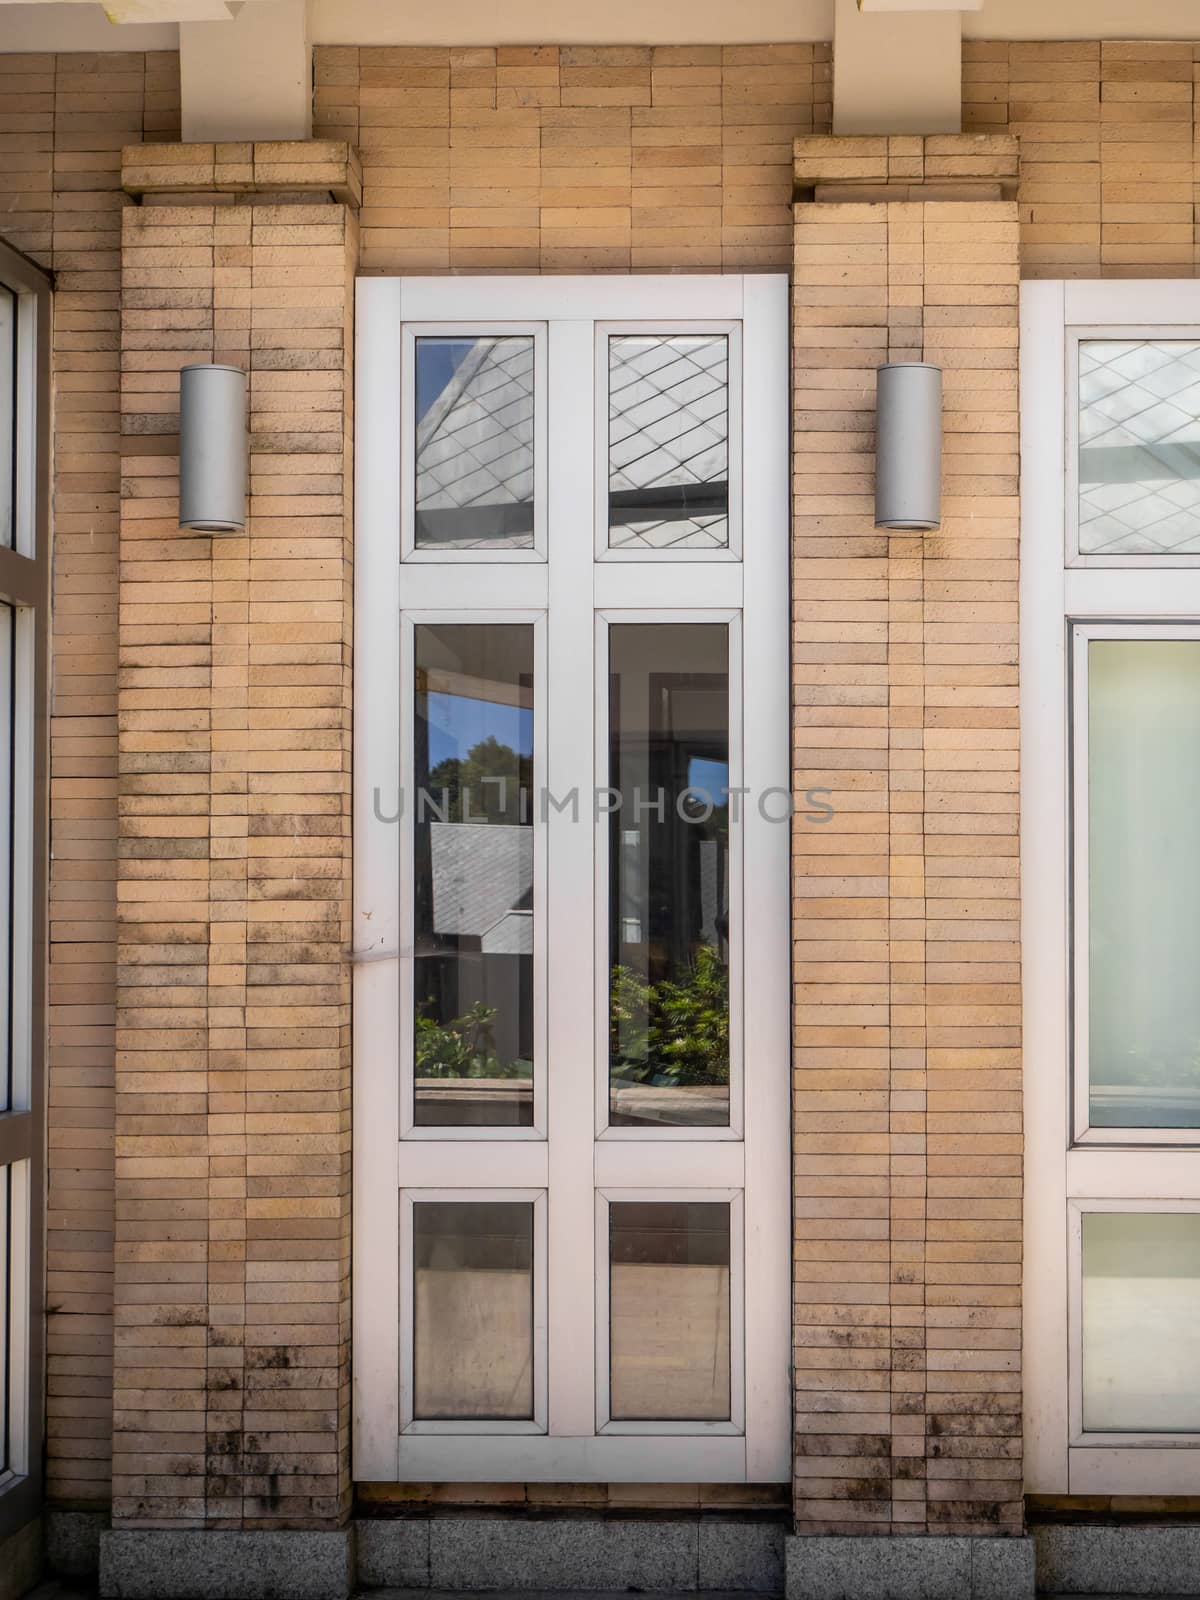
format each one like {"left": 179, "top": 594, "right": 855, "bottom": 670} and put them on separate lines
{"left": 178, "top": 363, "right": 247, "bottom": 534}
{"left": 874, "top": 361, "right": 942, "bottom": 532}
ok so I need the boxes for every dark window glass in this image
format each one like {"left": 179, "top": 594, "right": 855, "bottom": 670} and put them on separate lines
{"left": 414, "top": 625, "right": 534, "bottom": 1126}
{"left": 608, "top": 623, "right": 730, "bottom": 1127}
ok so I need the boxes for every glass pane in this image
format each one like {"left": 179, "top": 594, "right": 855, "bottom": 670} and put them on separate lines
{"left": 413, "top": 1200, "right": 534, "bottom": 1421}
{"left": 0, "top": 608, "right": 11, "bottom": 1115}
{"left": 414, "top": 335, "right": 535, "bottom": 550}
{"left": 414, "top": 625, "right": 534, "bottom": 1127}
{"left": 0, "top": 288, "right": 13, "bottom": 550}
{"left": 1082, "top": 1212, "right": 1200, "bottom": 1432}
{"left": 1087, "top": 639, "right": 1200, "bottom": 1127}
{"left": 1079, "top": 340, "right": 1200, "bottom": 555}
{"left": 609, "top": 1201, "right": 731, "bottom": 1421}
{"left": 608, "top": 334, "right": 729, "bottom": 551}
{"left": 608, "top": 624, "right": 730, "bottom": 1128}
{"left": 0, "top": 1165, "right": 8, "bottom": 1472}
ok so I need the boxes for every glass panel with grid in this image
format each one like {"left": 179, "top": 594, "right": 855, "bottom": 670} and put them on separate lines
{"left": 608, "top": 335, "right": 729, "bottom": 551}
{"left": 1079, "top": 340, "right": 1200, "bottom": 556}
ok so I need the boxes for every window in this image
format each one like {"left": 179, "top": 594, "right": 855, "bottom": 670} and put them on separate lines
{"left": 1025, "top": 280, "right": 1200, "bottom": 1498}
{"left": 354, "top": 275, "right": 789, "bottom": 1483}
{"left": 0, "top": 240, "right": 50, "bottom": 1539}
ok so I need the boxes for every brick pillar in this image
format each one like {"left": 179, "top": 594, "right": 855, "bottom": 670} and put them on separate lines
{"left": 790, "top": 136, "right": 1024, "bottom": 1549}
{"left": 108, "top": 142, "right": 359, "bottom": 1548}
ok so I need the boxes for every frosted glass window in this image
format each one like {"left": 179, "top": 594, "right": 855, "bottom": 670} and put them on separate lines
{"left": 1082, "top": 1212, "right": 1200, "bottom": 1432}
{"left": 412, "top": 1201, "right": 534, "bottom": 1420}
{"left": 609, "top": 1201, "right": 730, "bottom": 1420}
{"left": 1087, "top": 639, "right": 1200, "bottom": 1127}
{"left": 414, "top": 336, "right": 535, "bottom": 549}
{"left": 608, "top": 334, "right": 729, "bottom": 550}
{"left": 1079, "top": 341, "right": 1200, "bottom": 556}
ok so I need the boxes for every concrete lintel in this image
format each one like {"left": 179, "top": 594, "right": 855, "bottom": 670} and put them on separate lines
{"left": 121, "top": 140, "right": 361, "bottom": 207}
{"left": 785, "top": 1535, "right": 1035, "bottom": 1600}
{"left": 99, "top": 1528, "right": 354, "bottom": 1600}
{"left": 180, "top": 0, "right": 311, "bottom": 144}
{"left": 833, "top": 0, "right": 961, "bottom": 135}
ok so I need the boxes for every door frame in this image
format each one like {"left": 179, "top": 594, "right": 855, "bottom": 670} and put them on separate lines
{"left": 352, "top": 274, "right": 791, "bottom": 1484}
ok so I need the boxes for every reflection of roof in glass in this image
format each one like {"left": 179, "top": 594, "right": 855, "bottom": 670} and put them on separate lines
{"left": 609, "top": 334, "right": 730, "bottom": 551}
{"left": 430, "top": 822, "right": 534, "bottom": 955}
{"left": 416, "top": 336, "right": 535, "bottom": 549}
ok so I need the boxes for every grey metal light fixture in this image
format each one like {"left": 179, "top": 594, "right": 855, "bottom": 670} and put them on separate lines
{"left": 874, "top": 361, "right": 942, "bottom": 532}
{"left": 178, "top": 363, "right": 247, "bottom": 534}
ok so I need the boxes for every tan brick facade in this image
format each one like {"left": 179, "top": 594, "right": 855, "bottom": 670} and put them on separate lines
{"left": 112, "top": 144, "right": 358, "bottom": 1529}
{"left": 0, "top": 48, "right": 180, "bottom": 1513}
{"left": 790, "top": 135, "right": 1021, "bottom": 1538}
{"left": 0, "top": 27, "right": 1196, "bottom": 1551}
{"left": 312, "top": 44, "right": 831, "bottom": 273}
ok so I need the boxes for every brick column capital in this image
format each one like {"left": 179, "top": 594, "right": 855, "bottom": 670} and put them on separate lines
{"left": 794, "top": 133, "right": 1019, "bottom": 201}
{"left": 121, "top": 141, "right": 361, "bottom": 207}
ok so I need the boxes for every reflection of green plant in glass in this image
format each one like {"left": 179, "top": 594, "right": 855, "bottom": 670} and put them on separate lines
{"left": 610, "top": 944, "right": 729, "bottom": 1088}
{"left": 415, "top": 1000, "right": 531, "bottom": 1080}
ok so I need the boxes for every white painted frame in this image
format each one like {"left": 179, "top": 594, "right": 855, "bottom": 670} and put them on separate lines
{"left": 354, "top": 275, "right": 790, "bottom": 1485}
{"left": 1023, "top": 279, "right": 1200, "bottom": 1498}
{"left": 400, "top": 322, "right": 548, "bottom": 565}
{"left": 594, "top": 1187, "right": 745, "bottom": 1436}
{"left": 399, "top": 1187, "right": 548, "bottom": 1435}
{"left": 593, "top": 321, "right": 742, "bottom": 564}
{"left": 397, "top": 610, "right": 548, "bottom": 1142}
{"left": 1067, "top": 325, "right": 1200, "bottom": 570}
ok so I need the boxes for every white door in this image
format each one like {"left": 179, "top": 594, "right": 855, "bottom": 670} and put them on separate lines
{"left": 354, "top": 275, "right": 791, "bottom": 1483}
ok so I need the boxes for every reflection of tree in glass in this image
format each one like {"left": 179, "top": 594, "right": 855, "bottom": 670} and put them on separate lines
{"left": 415, "top": 1000, "right": 532, "bottom": 1080}
{"left": 610, "top": 944, "right": 729, "bottom": 1088}
{"left": 425, "top": 736, "right": 530, "bottom": 823}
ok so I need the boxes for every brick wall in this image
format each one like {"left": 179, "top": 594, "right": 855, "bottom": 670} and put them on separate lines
{"left": 965, "top": 38, "right": 1200, "bottom": 276}
{"left": 790, "top": 136, "right": 1021, "bottom": 1537}
{"left": 312, "top": 44, "right": 831, "bottom": 273}
{"left": 111, "top": 144, "right": 358, "bottom": 1528}
{"left": 0, "top": 48, "right": 180, "bottom": 1512}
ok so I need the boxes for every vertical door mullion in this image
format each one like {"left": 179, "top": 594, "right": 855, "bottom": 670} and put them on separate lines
{"left": 545, "top": 319, "right": 598, "bottom": 1437}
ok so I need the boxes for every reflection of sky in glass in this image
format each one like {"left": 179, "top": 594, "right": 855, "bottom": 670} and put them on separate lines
{"left": 426, "top": 691, "right": 533, "bottom": 770}
{"left": 416, "top": 340, "right": 475, "bottom": 422}
{"left": 688, "top": 757, "right": 728, "bottom": 802}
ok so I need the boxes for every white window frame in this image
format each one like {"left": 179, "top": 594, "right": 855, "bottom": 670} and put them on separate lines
{"left": 354, "top": 274, "right": 790, "bottom": 1486}
{"left": 1023, "top": 279, "right": 1200, "bottom": 1499}
{"left": 594, "top": 321, "right": 742, "bottom": 564}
